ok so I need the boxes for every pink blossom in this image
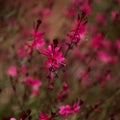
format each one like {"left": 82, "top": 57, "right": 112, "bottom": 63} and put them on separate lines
{"left": 73, "top": 102, "right": 80, "bottom": 113}
{"left": 59, "top": 102, "right": 80, "bottom": 117}
{"left": 17, "top": 48, "right": 25, "bottom": 57}
{"left": 7, "top": 66, "right": 17, "bottom": 77}
{"left": 96, "top": 13, "right": 106, "bottom": 24}
{"left": 24, "top": 77, "right": 42, "bottom": 95}
{"left": 64, "top": 7, "right": 76, "bottom": 18}
{"left": 42, "top": 45, "right": 65, "bottom": 69}
{"left": 116, "top": 39, "right": 120, "bottom": 50}
{"left": 102, "top": 40, "right": 112, "bottom": 49}
{"left": 92, "top": 33, "right": 103, "bottom": 48}
{"left": 39, "top": 112, "right": 49, "bottom": 120}
{"left": 59, "top": 105, "right": 73, "bottom": 117}
{"left": 31, "top": 29, "right": 44, "bottom": 50}
{"left": 10, "top": 118, "right": 16, "bottom": 120}
{"left": 63, "top": 82, "right": 70, "bottom": 93}
{"left": 81, "top": 4, "right": 92, "bottom": 15}
{"left": 98, "top": 51, "right": 111, "bottom": 63}
{"left": 43, "top": 8, "right": 52, "bottom": 16}
{"left": 111, "top": 10, "right": 118, "bottom": 20}
{"left": 20, "top": 65, "right": 27, "bottom": 74}
{"left": 67, "top": 22, "right": 86, "bottom": 45}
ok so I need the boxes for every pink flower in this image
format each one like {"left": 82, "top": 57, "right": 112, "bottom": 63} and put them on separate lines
{"left": 20, "top": 65, "right": 27, "bottom": 74}
{"left": 17, "top": 48, "right": 25, "bottom": 57}
{"left": 116, "top": 39, "right": 120, "bottom": 50}
{"left": 73, "top": 102, "right": 80, "bottom": 113}
{"left": 24, "top": 77, "right": 42, "bottom": 95}
{"left": 7, "top": 66, "right": 17, "bottom": 77}
{"left": 67, "top": 22, "right": 86, "bottom": 45}
{"left": 96, "top": 13, "right": 106, "bottom": 24}
{"left": 10, "top": 118, "right": 16, "bottom": 120}
{"left": 81, "top": 4, "right": 92, "bottom": 15}
{"left": 111, "top": 10, "right": 118, "bottom": 20}
{"left": 39, "top": 112, "right": 49, "bottom": 120}
{"left": 59, "top": 102, "right": 80, "bottom": 117}
{"left": 59, "top": 105, "right": 73, "bottom": 117}
{"left": 98, "top": 51, "right": 111, "bottom": 63}
{"left": 43, "top": 8, "right": 52, "bottom": 17}
{"left": 64, "top": 7, "right": 76, "bottom": 18}
{"left": 42, "top": 45, "right": 65, "bottom": 69}
{"left": 31, "top": 29, "right": 44, "bottom": 50}
{"left": 92, "top": 33, "right": 103, "bottom": 49}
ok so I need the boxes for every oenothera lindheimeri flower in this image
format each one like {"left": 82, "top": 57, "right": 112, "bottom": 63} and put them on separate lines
{"left": 39, "top": 112, "right": 49, "bottom": 120}
{"left": 7, "top": 66, "right": 17, "bottom": 77}
{"left": 20, "top": 65, "right": 27, "bottom": 74}
{"left": 24, "top": 29, "right": 44, "bottom": 54}
{"left": 116, "top": 39, "right": 120, "bottom": 50}
{"left": 59, "top": 104, "right": 73, "bottom": 118}
{"left": 81, "top": 4, "right": 92, "bottom": 15}
{"left": 67, "top": 21, "right": 86, "bottom": 46}
{"left": 96, "top": 13, "right": 106, "bottom": 24}
{"left": 42, "top": 44, "right": 65, "bottom": 69}
{"left": 24, "top": 76, "right": 42, "bottom": 96}
{"left": 98, "top": 50, "right": 113, "bottom": 64}
{"left": 31, "top": 29, "right": 44, "bottom": 50}
{"left": 92, "top": 33, "right": 103, "bottom": 49}
{"left": 59, "top": 102, "right": 80, "bottom": 118}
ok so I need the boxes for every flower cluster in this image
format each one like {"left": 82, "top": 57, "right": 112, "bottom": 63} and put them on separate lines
{"left": 59, "top": 102, "right": 80, "bottom": 118}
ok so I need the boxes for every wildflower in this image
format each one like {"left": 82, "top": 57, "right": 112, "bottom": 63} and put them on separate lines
{"left": 59, "top": 105, "right": 73, "bottom": 117}
{"left": 20, "top": 65, "right": 27, "bottom": 74}
{"left": 39, "top": 112, "right": 49, "bottom": 120}
{"left": 31, "top": 29, "right": 44, "bottom": 51}
{"left": 59, "top": 102, "right": 80, "bottom": 118}
{"left": 10, "top": 118, "right": 16, "bottom": 120}
{"left": 42, "top": 45, "right": 65, "bottom": 69}
{"left": 81, "top": 4, "right": 92, "bottom": 15}
{"left": 7, "top": 66, "right": 17, "bottom": 77}
{"left": 24, "top": 77, "right": 42, "bottom": 95}
{"left": 97, "top": 51, "right": 112, "bottom": 63}
{"left": 116, "top": 39, "right": 120, "bottom": 50}
{"left": 96, "top": 13, "right": 106, "bottom": 24}
{"left": 66, "top": 21, "right": 86, "bottom": 47}
{"left": 92, "top": 33, "right": 103, "bottom": 49}
{"left": 72, "top": 102, "right": 80, "bottom": 112}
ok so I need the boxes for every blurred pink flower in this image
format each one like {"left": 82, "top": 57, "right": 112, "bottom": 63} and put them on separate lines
{"left": 43, "top": 8, "right": 52, "bottom": 16}
{"left": 59, "top": 105, "right": 73, "bottom": 117}
{"left": 31, "top": 30, "right": 44, "bottom": 50}
{"left": 39, "top": 112, "right": 49, "bottom": 120}
{"left": 59, "top": 102, "right": 80, "bottom": 117}
{"left": 81, "top": 4, "right": 92, "bottom": 15}
{"left": 10, "top": 118, "right": 16, "bottom": 120}
{"left": 17, "top": 48, "right": 25, "bottom": 57}
{"left": 98, "top": 51, "right": 111, "bottom": 63}
{"left": 116, "top": 39, "right": 120, "bottom": 50}
{"left": 73, "top": 102, "right": 80, "bottom": 112}
{"left": 111, "top": 10, "right": 118, "bottom": 20}
{"left": 96, "top": 13, "right": 106, "bottom": 24}
{"left": 20, "top": 65, "right": 27, "bottom": 74}
{"left": 24, "top": 77, "right": 42, "bottom": 95}
{"left": 7, "top": 66, "right": 17, "bottom": 77}
{"left": 92, "top": 33, "right": 103, "bottom": 48}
